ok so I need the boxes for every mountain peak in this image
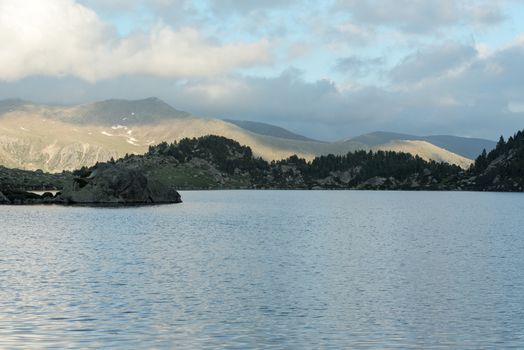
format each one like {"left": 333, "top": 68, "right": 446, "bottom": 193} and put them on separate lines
{"left": 68, "top": 97, "right": 190, "bottom": 125}
{"left": 99, "top": 96, "right": 164, "bottom": 104}
{"left": 143, "top": 96, "right": 162, "bottom": 102}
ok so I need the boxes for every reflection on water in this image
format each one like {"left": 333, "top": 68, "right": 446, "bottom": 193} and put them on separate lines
{"left": 1, "top": 191, "right": 524, "bottom": 349}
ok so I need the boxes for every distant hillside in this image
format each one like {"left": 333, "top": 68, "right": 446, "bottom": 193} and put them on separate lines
{"left": 350, "top": 131, "right": 496, "bottom": 159}
{"left": 225, "top": 119, "right": 322, "bottom": 142}
{"left": 0, "top": 99, "right": 29, "bottom": 114}
{"left": 370, "top": 140, "right": 472, "bottom": 169}
{"left": 0, "top": 98, "right": 476, "bottom": 172}
{"left": 423, "top": 135, "right": 496, "bottom": 160}
{"left": 336, "top": 136, "right": 473, "bottom": 169}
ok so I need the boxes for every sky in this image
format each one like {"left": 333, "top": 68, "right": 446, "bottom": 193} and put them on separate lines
{"left": 0, "top": 0, "right": 523, "bottom": 141}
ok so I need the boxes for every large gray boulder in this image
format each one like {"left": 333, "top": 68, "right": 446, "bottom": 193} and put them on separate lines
{"left": 60, "top": 163, "right": 181, "bottom": 204}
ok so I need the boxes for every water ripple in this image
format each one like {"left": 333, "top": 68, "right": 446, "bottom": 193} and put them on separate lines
{"left": 0, "top": 191, "right": 524, "bottom": 348}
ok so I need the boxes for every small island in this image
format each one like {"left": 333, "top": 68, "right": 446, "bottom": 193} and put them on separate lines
{"left": 0, "top": 161, "right": 181, "bottom": 205}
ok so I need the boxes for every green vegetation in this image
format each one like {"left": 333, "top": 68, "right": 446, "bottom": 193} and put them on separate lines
{"left": 143, "top": 135, "right": 463, "bottom": 190}
{"left": 463, "top": 130, "right": 524, "bottom": 191}
{"left": 0, "top": 166, "right": 70, "bottom": 191}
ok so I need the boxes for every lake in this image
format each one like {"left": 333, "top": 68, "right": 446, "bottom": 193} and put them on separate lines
{"left": 1, "top": 190, "right": 524, "bottom": 349}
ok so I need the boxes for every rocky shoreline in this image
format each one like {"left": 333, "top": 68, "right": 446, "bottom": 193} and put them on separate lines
{"left": 0, "top": 162, "right": 182, "bottom": 206}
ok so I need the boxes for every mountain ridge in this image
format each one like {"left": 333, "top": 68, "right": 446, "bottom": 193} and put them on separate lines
{"left": 348, "top": 131, "right": 496, "bottom": 159}
{"left": 224, "top": 119, "right": 323, "bottom": 143}
{"left": 0, "top": 97, "right": 492, "bottom": 172}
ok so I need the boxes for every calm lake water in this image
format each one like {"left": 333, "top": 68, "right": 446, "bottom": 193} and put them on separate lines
{"left": 1, "top": 191, "right": 524, "bottom": 349}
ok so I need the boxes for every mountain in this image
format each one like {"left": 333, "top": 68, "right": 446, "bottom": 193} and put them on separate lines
{"left": 61, "top": 97, "right": 190, "bottom": 125}
{"left": 368, "top": 140, "right": 473, "bottom": 169}
{"left": 224, "top": 119, "right": 322, "bottom": 142}
{"left": 349, "top": 131, "right": 496, "bottom": 159}
{"left": 0, "top": 98, "right": 478, "bottom": 172}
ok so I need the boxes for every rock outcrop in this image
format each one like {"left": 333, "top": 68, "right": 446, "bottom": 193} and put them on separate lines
{"left": 0, "top": 161, "right": 182, "bottom": 205}
{"left": 60, "top": 162, "right": 181, "bottom": 204}
{"left": 0, "top": 191, "right": 10, "bottom": 204}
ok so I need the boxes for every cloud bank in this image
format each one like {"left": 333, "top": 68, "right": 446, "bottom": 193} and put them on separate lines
{"left": 0, "top": 0, "right": 271, "bottom": 82}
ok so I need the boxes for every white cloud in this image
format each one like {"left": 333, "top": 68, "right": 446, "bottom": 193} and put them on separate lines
{"left": 389, "top": 42, "right": 478, "bottom": 84}
{"left": 1, "top": 37, "right": 523, "bottom": 140}
{"left": 0, "top": 0, "right": 272, "bottom": 82}
{"left": 333, "top": 56, "right": 384, "bottom": 76}
{"left": 335, "top": 0, "right": 509, "bottom": 33}
{"left": 207, "top": 0, "right": 295, "bottom": 15}
{"left": 0, "top": 0, "right": 522, "bottom": 141}
{"left": 169, "top": 39, "right": 524, "bottom": 139}
{"left": 335, "top": 22, "right": 375, "bottom": 45}
{"left": 508, "top": 101, "right": 524, "bottom": 113}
